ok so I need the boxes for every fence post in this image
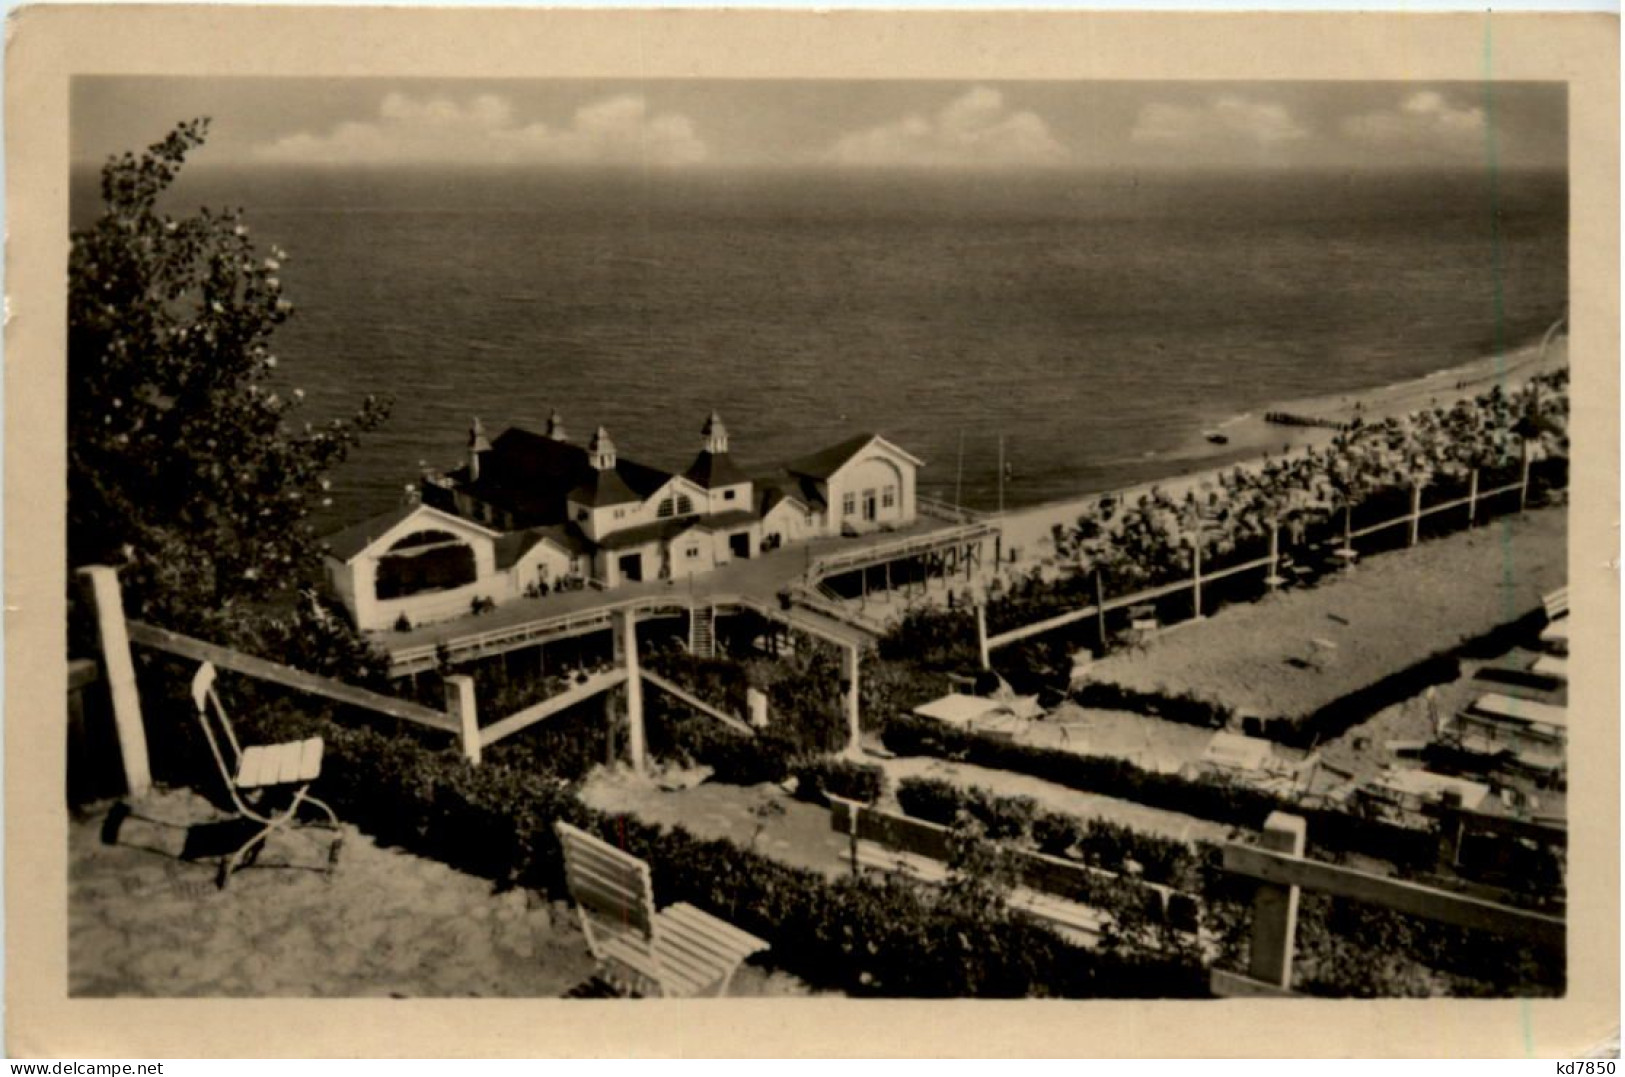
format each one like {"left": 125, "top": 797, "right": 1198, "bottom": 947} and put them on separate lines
{"left": 1519, "top": 444, "right": 1532, "bottom": 511}
{"left": 975, "top": 601, "right": 990, "bottom": 670}
{"left": 1267, "top": 522, "right": 1281, "bottom": 592}
{"left": 1093, "top": 569, "right": 1107, "bottom": 652}
{"left": 1466, "top": 468, "right": 1479, "bottom": 527}
{"left": 617, "top": 609, "right": 646, "bottom": 775}
{"left": 841, "top": 644, "right": 862, "bottom": 755}
{"left": 445, "top": 674, "right": 479, "bottom": 764}
{"left": 1248, "top": 812, "right": 1308, "bottom": 991}
{"left": 1409, "top": 483, "right": 1423, "bottom": 547}
{"left": 77, "top": 565, "right": 151, "bottom": 798}
{"left": 1192, "top": 543, "right": 1203, "bottom": 619}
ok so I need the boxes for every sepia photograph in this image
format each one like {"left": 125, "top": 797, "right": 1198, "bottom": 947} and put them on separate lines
{"left": 8, "top": 6, "right": 1619, "bottom": 1059}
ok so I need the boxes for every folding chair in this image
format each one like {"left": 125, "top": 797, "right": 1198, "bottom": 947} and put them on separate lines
{"left": 191, "top": 662, "right": 342, "bottom": 888}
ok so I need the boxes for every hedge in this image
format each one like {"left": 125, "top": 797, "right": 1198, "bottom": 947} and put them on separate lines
{"left": 792, "top": 758, "right": 886, "bottom": 805}
{"left": 882, "top": 714, "right": 1438, "bottom": 870}
{"left": 145, "top": 664, "right": 1207, "bottom": 999}
{"left": 895, "top": 776, "right": 1202, "bottom": 889}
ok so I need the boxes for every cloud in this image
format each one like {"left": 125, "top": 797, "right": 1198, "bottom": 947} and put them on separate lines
{"left": 824, "top": 87, "right": 1069, "bottom": 168}
{"left": 1340, "top": 91, "right": 1487, "bottom": 154}
{"left": 254, "top": 92, "right": 708, "bottom": 166}
{"left": 1130, "top": 95, "right": 1310, "bottom": 147}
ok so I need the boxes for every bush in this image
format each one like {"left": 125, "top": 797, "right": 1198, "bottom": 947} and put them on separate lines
{"left": 883, "top": 714, "right": 1436, "bottom": 870}
{"left": 791, "top": 757, "right": 885, "bottom": 805}
{"left": 179, "top": 674, "right": 1208, "bottom": 998}
{"left": 1072, "top": 682, "right": 1231, "bottom": 730}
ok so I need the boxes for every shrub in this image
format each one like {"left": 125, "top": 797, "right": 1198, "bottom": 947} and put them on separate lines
{"left": 791, "top": 757, "right": 885, "bottom": 805}
{"left": 883, "top": 714, "right": 1436, "bottom": 870}
{"left": 393, "top": 613, "right": 412, "bottom": 633}
{"left": 1072, "top": 682, "right": 1231, "bottom": 729}
{"left": 177, "top": 673, "right": 1208, "bottom": 998}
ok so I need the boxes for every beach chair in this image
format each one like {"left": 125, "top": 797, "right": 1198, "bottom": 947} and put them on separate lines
{"left": 190, "top": 662, "right": 341, "bottom": 888}
{"left": 555, "top": 822, "right": 769, "bottom": 997}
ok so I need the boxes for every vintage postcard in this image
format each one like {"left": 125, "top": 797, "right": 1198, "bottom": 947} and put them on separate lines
{"left": 6, "top": 5, "right": 1619, "bottom": 1058}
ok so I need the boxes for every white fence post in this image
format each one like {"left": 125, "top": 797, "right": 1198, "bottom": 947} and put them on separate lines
{"left": 445, "top": 674, "right": 479, "bottom": 764}
{"left": 1519, "top": 445, "right": 1532, "bottom": 511}
{"left": 77, "top": 565, "right": 151, "bottom": 798}
{"left": 1248, "top": 812, "right": 1308, "bottom": 991}
{"left": 975, "top": 601, "right": 990, "bottom": 670}
{"left": 1192, "top": 543, "right": 1203, "bottom": 619}
{"left": 1267, "top": 522, "right": 1281, "bottom": 592}
{"left": 842, "top": 644, "right": 862, "bottom": 755}
{"left": 1409, "top": 483, "right": 1423, "bottom": 547}
{"left": 1467, "top": 468, "right": 1479, "bottom": 527}
{"left": 618, "top": 609, "right": 646, "bottom": 775}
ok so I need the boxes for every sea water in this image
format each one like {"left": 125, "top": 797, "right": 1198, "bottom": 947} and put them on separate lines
{"left": 70, "top": 165, "right": 1567, "bottom": 527}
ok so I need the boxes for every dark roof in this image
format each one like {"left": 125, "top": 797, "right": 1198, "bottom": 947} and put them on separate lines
{"left": 462, "top": 428, "right": 594, "bottom": 523}
{"left": 597, "top": 517, "right": 699, "bottom": 552}
{"left": 683, "top": 450, "right": 751, "bottom": 490}
{"left": 493, "top": 529, "right": 548, "bottom": 571}
{"left": 755, "top": 473, "right": 824, "bottom": 513}
{"left": 596, "top": 509, "right": 760, "bottom": 552}
{"left": 569, "top": 468, "right": 642, "bottom": 508}
{"left": 616, "top": 457, "right": 676, "bottom": 499}
{"left": 784, "top": 433, "right": 880, "bottom": 481}
{"left": 320, "top": 504, "right": 492, "bottom": 563}
{"left": 698, "top": 508, "right": 759, "bottom": 532}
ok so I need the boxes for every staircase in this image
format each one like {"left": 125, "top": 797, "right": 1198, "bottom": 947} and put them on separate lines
{"left": 688, "top": 604, "right": 717, "bottom": 658}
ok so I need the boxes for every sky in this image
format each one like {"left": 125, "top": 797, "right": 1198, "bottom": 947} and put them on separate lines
{"left": 71, "top": 78, "right": 1567, "bottom": 172}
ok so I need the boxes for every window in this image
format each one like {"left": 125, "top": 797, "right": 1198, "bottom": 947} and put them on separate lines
{"left": 576, "top": 508, "right": 589, "bottom": 523}
{"left": 882, "top": 485, "right": 896, "bottom": 509}
{"left": 685, "top": 547, "right": 700, "bottom": 560}
{"left": 724, "top": 489, "right": 736, "bottom": 501}
{"left": 657, "top": 498, "right": 674, "bottom": 518}
{"left": 676, "top": 494, "right": 695, "bottom": 515}
{"left": 614, "top": 508, "right": 627, "bottom": 520}
{"left": 842, "top": 492, "right": 856, "bottom": 516}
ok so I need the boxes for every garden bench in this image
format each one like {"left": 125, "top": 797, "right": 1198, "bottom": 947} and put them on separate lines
{"left": 1530, "top": 654, "right": 1568, "bottom": 682}
{"left": 555, "top": 822, "right": 769, "bottom": 997}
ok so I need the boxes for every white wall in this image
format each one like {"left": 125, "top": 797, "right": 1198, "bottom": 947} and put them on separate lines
{"left": 706, "top": 481, "right": 753, "bottom": 515}
{"left": 827, "top": 453, "right": 914, "bottom": 533}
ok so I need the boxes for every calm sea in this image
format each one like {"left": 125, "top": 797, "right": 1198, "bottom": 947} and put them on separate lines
{"left": 70, "top": 166, "right": 1567, "bottom": 528}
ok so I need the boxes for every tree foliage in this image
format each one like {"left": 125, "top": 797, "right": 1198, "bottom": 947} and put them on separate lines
{"left": 69, "top": 119, "right": 391, "bottom": 675}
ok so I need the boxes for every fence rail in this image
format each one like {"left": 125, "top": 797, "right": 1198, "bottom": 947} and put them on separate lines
{"left": 127, "top": 620, "right": 460, "bottom": 733}
{"left": 806, "top": 521, "right": 1001, "bottom": 582}
{"left": 1213, "top": 811, "right": 1564, "bottom": 997}
{"left": 985, "top": 471, "right": 1543, "bottom": 655}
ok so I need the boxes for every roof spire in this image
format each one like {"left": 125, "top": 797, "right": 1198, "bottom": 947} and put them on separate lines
{"left": 702, "top": 410, "right": 729, "bottom": 455}
{"left": 467, "top": 417, "right": 491, "bottom": 481}
{"left": 545, "top": 408, "right": 568, "bottom": 442}
{"left": 588, "top": 426, "right": 617, "bottom": 471}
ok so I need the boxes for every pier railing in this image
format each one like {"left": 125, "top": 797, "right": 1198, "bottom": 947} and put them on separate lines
{"left": 805, "top": 520, "right": 1002, "bottom": 582}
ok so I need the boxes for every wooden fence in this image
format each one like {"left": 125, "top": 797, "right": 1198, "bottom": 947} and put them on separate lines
{"left": 1212, "top": 811, "right": 1565, "bottom": 997}
{"left": 983, "top": 465, "right": 1548, "bottom": 657}
{"left": 74, "top": 565, "right": 762, "bottom": 795}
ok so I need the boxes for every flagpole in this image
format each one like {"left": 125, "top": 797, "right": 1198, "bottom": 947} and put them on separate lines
{"left": 955, "top": 431, "right": 965, "bottom": 514}
{"left": 997, "top": 434, "right": 1005, "bottom": 516}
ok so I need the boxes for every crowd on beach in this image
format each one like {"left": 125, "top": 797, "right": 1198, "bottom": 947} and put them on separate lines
{"left": 1022, "top": 367, "right": 1569, "bottom": 607}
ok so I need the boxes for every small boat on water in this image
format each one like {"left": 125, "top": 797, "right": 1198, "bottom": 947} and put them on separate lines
{"left": 1204, "top": 430, "right": 1230, "bottom": 445}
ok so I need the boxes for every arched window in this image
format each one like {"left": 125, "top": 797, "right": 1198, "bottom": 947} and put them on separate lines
{"left": 376, "top": 531, "right": 477, "bottom": 599}
{"left": 676, "top": 494, "right": 695, "bottom": 515}
{"left": 657, "top": 497, "right": 675, "bottom": 518}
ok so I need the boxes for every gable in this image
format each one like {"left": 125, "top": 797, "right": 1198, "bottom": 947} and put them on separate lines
{"left": 324, "top": 504, "right": 498, "bottom": 565}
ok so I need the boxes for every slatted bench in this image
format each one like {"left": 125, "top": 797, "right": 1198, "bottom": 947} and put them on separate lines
{"left": 1542, "top": 586, "right": 1570, "bottom": 622}
{"left": 555, "top": 822, "right": 769, "bottom": 997}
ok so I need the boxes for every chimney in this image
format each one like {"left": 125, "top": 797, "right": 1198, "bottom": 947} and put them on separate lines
{"left": 468, "top": 417, "right": 492, "bottom": 482}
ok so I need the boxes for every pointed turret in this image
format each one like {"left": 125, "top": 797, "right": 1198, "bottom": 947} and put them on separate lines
{"left": 588, "top": 426, "right": 617, "bottom": 471}
{"left": 467, "top": 417, "right": 491, "bottom": 481}
{"left": 545, "top": 409, "right": 568, "bottom": 442}
{"left": 702, "top": 410, "right": 729, "bottom": 455}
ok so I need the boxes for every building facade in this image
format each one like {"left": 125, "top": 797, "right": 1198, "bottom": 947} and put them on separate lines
{"left": 322, "top": 413, "right": 922, "bottom": 631}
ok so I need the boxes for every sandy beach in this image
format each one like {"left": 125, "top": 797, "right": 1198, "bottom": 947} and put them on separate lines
{"left": 994, "top": 335, "right": 1567, "bottom": 563}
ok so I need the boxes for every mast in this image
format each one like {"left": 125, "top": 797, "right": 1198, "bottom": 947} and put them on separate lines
{"left": 955, "top": 431, "right": 965, "bottom": 513}
{"left": 997, "top": 434, "right": 1005, "bottom": 516}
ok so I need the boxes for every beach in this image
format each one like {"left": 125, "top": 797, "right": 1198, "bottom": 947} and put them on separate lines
{"left": 994, "top": 335, "right": 1568, "bottom": 565}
